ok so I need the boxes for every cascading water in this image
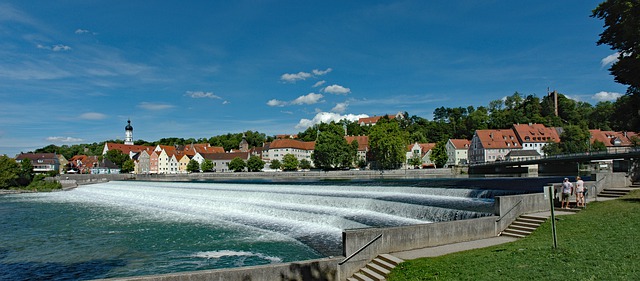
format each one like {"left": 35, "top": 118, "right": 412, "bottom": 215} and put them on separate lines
{"left": 0, "top": 180, "right": 500, "bottom": 280}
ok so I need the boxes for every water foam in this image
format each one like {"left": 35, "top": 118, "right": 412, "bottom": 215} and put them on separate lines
{"left": 192, "top": 250, "right": 282, "bottom": 263}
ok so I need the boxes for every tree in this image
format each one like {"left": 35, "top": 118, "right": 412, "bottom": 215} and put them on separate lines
{"left": 0, "top": 155, "right": 21, "bottom": 189}
{"left": 369, "top": 119, "right": 408, "bottom": 170}
{"left": 121, "top": 159, "right": 135, "bottom": 173}
{"left": 591, "top": 140, "right": 608, "bottom": 152}
{"left": 186, "top": 159, "right": 200, "bottom": 173}
{"left": 104, "top": 149, "right": 130, "bottom": 168}
{"left": 429, "top": 141, "right": 449, "bottom": 168}
{"left": 312, "top": 122, "right": 352, "bottom": 170}
{"left": 282, "top": 154, "right": 299, "bottom": 171}
{"left": 200, "top": 159, "right": 213, "bottom": 172}
{"left": 228, "top": 157, "right": 246, "bottom": 172}
{"left": 247, "top": 155, "right": 265, "bottom": 172}
{"left": 269, "top": 159, "right": 281, "bottom": 170}
{"left": 18, "top": 158, "right": 34, "bottom": 186}
{"left": 408, "top": 153, "right": 422, "bottom": 169}
{"left": 592, "top": 1, "right": 640, "bottom": 89}
{"left": 559, "top": 125, "right": 591, "bottom": 153}
{"left": 299, "top": 159, "right": 312, "bottom": 170}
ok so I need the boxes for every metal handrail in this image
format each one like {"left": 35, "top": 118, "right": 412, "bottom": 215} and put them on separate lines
{"left": 338, "top": 234, "right": 383, "bottom": 265}
{"left": 495, "top": 200, "right": 522, "bottom": 222}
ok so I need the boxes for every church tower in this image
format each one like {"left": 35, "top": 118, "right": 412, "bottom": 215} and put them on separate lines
{"left": 124, "top": 119, "right": 134, "bottom": 145}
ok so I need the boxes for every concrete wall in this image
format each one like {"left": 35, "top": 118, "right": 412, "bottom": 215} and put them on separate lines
{"left": 494, "top": 193, "right": 550, "bottom": 232}
{"left": 102, "top": 257, "right": 342, "bottom": 281}
{"left": 339, "top": 216, "right": 497, "bottom": 278}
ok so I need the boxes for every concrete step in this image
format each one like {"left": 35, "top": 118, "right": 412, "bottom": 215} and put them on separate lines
{"left": 502, "top": 228, "right": 532, "bottom": 236}
{"left": 347, "top": 278, "right": 359, "bottom": 281}
{"left": 598, "top": 193, "right": 625, "bottom": 198}
{"left": 554, "top": 207, "right": 581, "bottom": 212}
{"left": 517, "top": 217, "right": 546, "bottom": 224}
{"left": 366, "top": 262, "right": 391, "bottom": 276}
{"left": 520, "top": 214, "right": 547, "bottom": 221}
{"left": 353, "top": 272, "right": 375, "bottom": 281}
{"left": 601, "top": 190, "right": 628, "bottom": 195}
{"left": 361, "top": 267, "right": 385, "bottom": 281}
{"left": 378, "top": 254, "right": 404, "bottom": 266}
{"left": 512, "top": 221, "right": 542, "bottom": 228}
{"left": 501, "top": 231, "right": 526, "bottom": 238}
{"left": 372, "top": 257, "right": 395, "bottom": 271}
{"left": 509, "top": 224, "right": 538, "bottom": 232}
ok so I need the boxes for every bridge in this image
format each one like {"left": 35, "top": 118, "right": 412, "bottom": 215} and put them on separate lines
{"left": 469, "top": 148, "right": 640, "bottom": 176}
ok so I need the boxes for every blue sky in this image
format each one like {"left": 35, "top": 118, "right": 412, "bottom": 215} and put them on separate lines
{"left": 0, "top": 1, "right": 626, "bottom": 156}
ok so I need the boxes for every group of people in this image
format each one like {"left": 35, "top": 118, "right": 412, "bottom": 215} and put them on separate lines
{"left": 560, "top": 176, "right": 586, "bottom": 209}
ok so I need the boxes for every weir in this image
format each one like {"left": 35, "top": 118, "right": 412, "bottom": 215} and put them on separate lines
{"left": 0, "top": 180, "right": 517, "bottom": 280}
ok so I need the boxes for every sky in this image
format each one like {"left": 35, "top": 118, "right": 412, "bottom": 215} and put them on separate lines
{"left": 0, "top": 1, "right": 627, "bottom": 157}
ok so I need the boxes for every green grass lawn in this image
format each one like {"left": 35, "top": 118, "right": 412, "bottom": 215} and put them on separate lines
{"left": 388, "top": 190, "right": 640, "bottom": 281}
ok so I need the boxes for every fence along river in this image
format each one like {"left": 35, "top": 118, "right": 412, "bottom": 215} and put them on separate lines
{"left": 0, "top": 179, "right": 530, "bottom": 280}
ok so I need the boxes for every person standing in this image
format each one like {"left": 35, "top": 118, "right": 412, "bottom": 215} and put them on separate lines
{"left": 561, "top": 178, "right": 573, "bottom": 209}
{"left": 575, "top": 176, "right": 585, "bottom": 207}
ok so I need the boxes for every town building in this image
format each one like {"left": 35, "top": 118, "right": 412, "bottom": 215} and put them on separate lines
{"left": 358, "top": 112, "right": 404, "bottom": 126}
{"left": 15, "top": 153, "right": 64, "bottom": 174}
{"left": 446, "top": 139, "right": 471, "bottom": 167}
{"left": 589, "top": 130, "right": 638, "bottom": 153}
{"left": 200, "top": 152, "right": 250, "bottom": 172}
{"left": 262, "top": 139, "right": 315, "bottom": 167}
{"left": 469, "top": 129, "right": 522, "bottom": 164}
{"left": 512, "top": 123, "right": 560, "bottom": 156}
{"left": 405, "top": 142, "right": 436, "bottom": 168}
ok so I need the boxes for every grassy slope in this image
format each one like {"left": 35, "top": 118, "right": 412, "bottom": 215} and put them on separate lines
{"left": 388, "top": 190, "right": 640, "bottom": 281}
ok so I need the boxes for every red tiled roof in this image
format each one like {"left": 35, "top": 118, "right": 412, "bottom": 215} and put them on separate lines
{"left": 357, "top": 114, "right": 397, "bottom": 125}
{"left": 106, "top": 143, "right": 154, "bottom": 155}
{"left": 475, "top": 129, "right": 521, "bottom": 149}
{"left": 512, "top": 123, "right": 560, "bottom": 143}
{"left": 269, "top": 139, "right": 315, "bottom": 150}
{"left": 449, "top": 139, "right": 471, "bottom": 149}
{"left": 15, "top": 153, "right": 58, "bottom": 161}
{"left": 345, "top": 135, "right": 369, "bottom": 151}
{"left": 590, "top": 129, "right": 638, "bottom": 147}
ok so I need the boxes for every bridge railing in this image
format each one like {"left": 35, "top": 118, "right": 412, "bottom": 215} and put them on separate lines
{"left": 470, "top": 147, "right": 640, "bottom": 167}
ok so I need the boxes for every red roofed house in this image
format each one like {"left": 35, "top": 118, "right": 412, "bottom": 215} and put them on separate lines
{"left": 358, "top": 112, "right": 405, "bottom": 126}
{"left": 469, "top": 129, "right": 522, "bottom": 164}
{"left": 68, "top": 155, "right": 100, "bottom": 174}
{"left": 345, "top": 135, "right": 370, "bottom": 166}
{"left": 446, "top": 139, "right": 471, "bottom": 167}
{"left": 15, "top": 153, "right": 62, "bottom": 174}
{"left": 263, "top": 139, "right": 315, "bottom": 168}
{"left": 589, "top": 129, "right": 638, "bottom": 153}
{"left": 512, "top": 123, "right": 560, "bottom": 157}
{"left": 405, "top": 142, "right": 437, "bottom": 168}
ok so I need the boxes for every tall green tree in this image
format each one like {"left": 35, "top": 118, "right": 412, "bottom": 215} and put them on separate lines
{"left": 312, "top": 122, "right": 352, "bottom": 170}
{"left": 299, "top": 159, "right": 312, "bottom": 170}
{"left": 186, "top": 159, "right": 200, "bottom": 173}
{"left": 0, "top": 155, "right": 21, "bottom": 189}
{"left": 559, "top": 125, "right": 591, "bottom": 153}
{"left": 369, "top": 119, "right": 407, "bottom": 170}
{"left": 282, "top": 154, "right": 299, "bottom": 171}
{"left": 228, "top": 157, "right": 246, "bottom": 172}
{"left": 429, "top": 141, "right": 449, "bottom": 168}
{"left": 200, "top": 159, "right": 214, "bottom": 172}
{"left": 269, "top": 159, "right": 281, "bottom": 170}
{"left": 121, "top": 159, "right": 135, "bottom": 173}
{"left": 104, "top": 149, "right": 130, "bottom": 168}
{"left": 18, "top": 158, "right": 34, "bottom": 186}
{"left": 247, "top": 155, "right": 265, "bottom": 172}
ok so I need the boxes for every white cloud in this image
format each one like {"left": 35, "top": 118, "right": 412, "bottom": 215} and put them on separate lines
{"left": 75, "top": 29, "right": 90, "bottom": 34}
{"left": 313, "top": 80, "right": 326, "bottom": 88}
{"left": 267, "top": 99, "right": 287, "bottom": 107}
{"left": 138, "top": 102, "right": 174, "bottom": 110}
{"left": 313, "top": 68, "right": 332, "bottom": 76}
{"left": 295, "top": 112, "right": 368, "bottom": 129}
{"left": 79, "top": 112, "right": 107, "bottom": 120}
{"left": 593, "top": 91, "right": 622, "bottom": 101}
{"left": 36, "top": 44, "right": 72, "bottom": 52}
{"left": 331, "top": 102, "right": 349, "bottom": 113}
{"left": 291, "top": 93, "right": 324, "bottom": 105}
{"left": 280, "top": 71, "right": 312, "bottom": 83}
{"left": 323, "top": 84, "right": 351, "bottom": 95}
{"left": 185, "top": 91, "right": 221, "bottom": 99}
{"left": 222, "top": 100, "right": 230, "bottom": 105}
{"left": 601, "top": 52, "right": 619, "bottom": 67}
{"left": 46, "top": 136, "right": 84, "bottom": 143}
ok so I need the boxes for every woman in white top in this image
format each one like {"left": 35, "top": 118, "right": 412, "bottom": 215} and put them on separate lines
{"left": 575, "top": 176, "right": 585, "bottom": 207}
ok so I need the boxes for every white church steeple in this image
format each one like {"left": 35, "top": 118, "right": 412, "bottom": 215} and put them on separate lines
{"left": 124, "top": 119, "right": 134, "bottom": 145}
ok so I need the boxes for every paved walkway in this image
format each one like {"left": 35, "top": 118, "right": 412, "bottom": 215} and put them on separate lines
{"left": 391, "top": 209, "right": 579, "bottom": 260}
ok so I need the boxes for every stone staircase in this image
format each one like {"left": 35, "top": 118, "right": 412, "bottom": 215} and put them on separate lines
{"left": 598, "top": 181, "right": 640, "bottom": 198}
{"left": 347, "top": 254, "right": 404, "bottom": 281}
{"left": 500, "top": 214, "right": 547, "bottom": 238}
